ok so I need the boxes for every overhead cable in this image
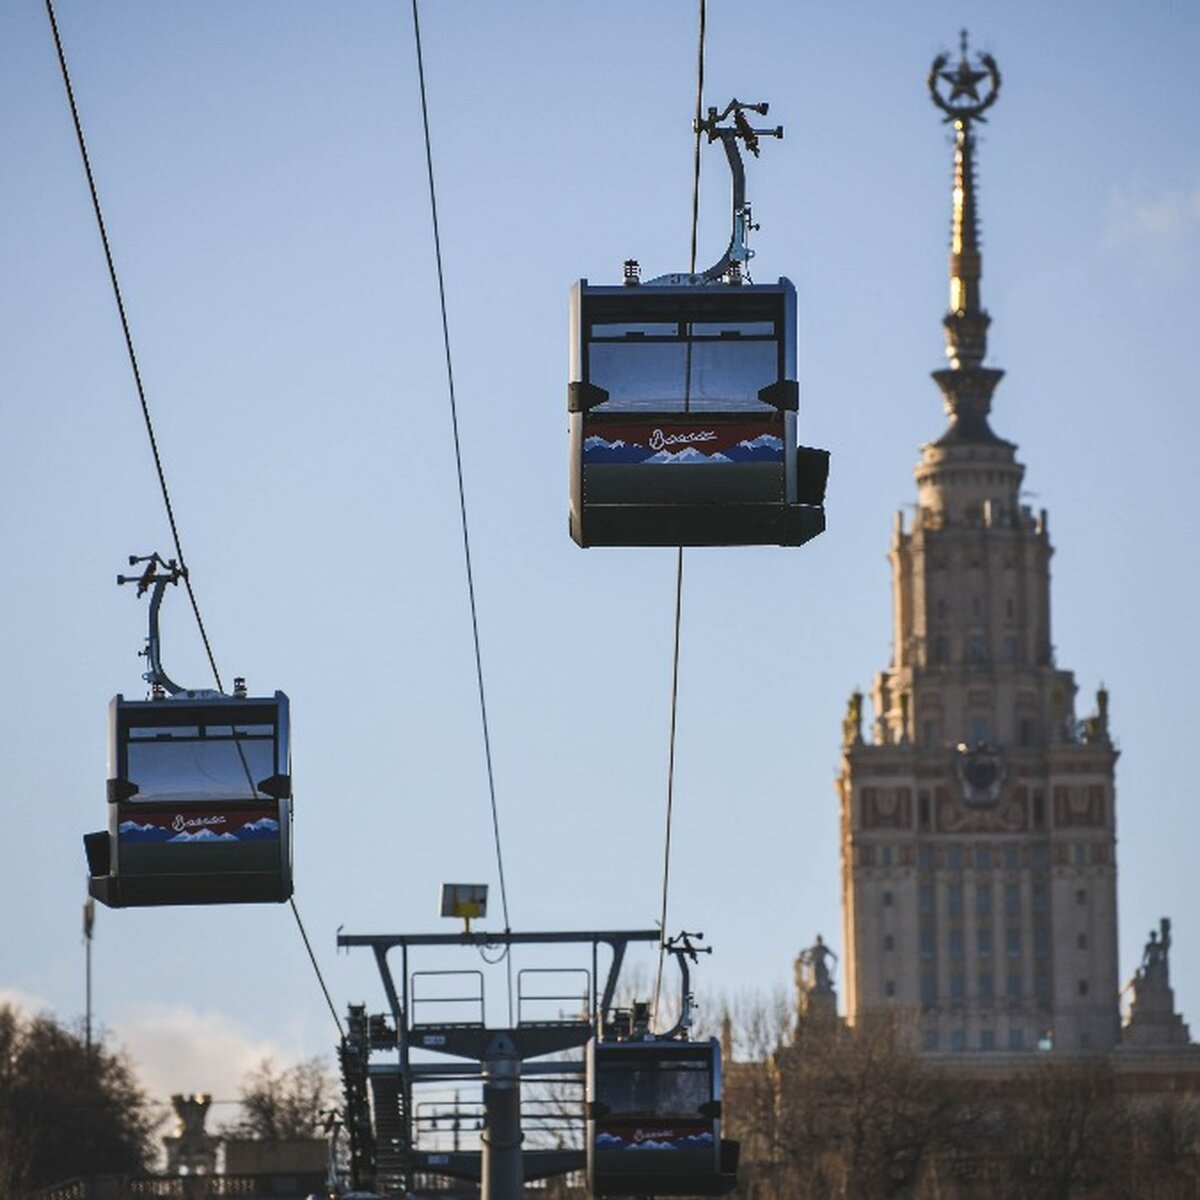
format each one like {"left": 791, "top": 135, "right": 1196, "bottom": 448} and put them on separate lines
{"left": 653, "top": 0, "right": 707, "bottom": 1030}
{"left": 409, "top": 0, "right": 513, "bottom": 957}
{"left": 46, "top": 0, "right": 344, "bottom": 1041}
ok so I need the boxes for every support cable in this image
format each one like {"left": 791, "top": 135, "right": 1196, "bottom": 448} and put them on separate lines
{"left": 46, "top": 0, "right": 344, "bottom": 1041}
{"left": 45, "top": 0, "right": 223, "bottom": 694}
{"left": 409, "top": 2, "right": 513, "bottom": 980}
{"left": 653, "top": 0, "right": 707, "bottom": 1030}
{"left": 292, "top": 898, "right": 345, "bottom": 1038}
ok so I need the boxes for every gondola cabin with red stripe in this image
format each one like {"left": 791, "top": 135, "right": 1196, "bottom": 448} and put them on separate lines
{"left": 567, "top": 98, "right": 828, "bottom": 548}
{"left": 586, "top": 1037, "right": 736, "bottom": 1196}
{"left": 568, "top": 277, "right": 827, "bottom": 547}
{"left": 83, "top": 554, "right": 293, "bottom": 907}
{"left": 85, "top": 690, "right": 292, "bottom": 907}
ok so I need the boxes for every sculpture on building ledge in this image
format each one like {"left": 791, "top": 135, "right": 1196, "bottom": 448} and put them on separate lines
{"left": 842, "top": 691, "right": 863, "bottom": 748}
{"left": 163, "top": 1093, "right": 219, "bottom": 1176}
{"left": 1122, "top": 917, "right": 1192, "bottom": 1049}
{"left": 1140, "top": 918, "right": 1171, "bottom": 988}
{"left": 798, "top": 933, "right": 837, "bottom": 994}
{"left": 1082, "top": 684, "right": 1111, "bottom": 744}
{"left": 795, "top": 935, "right": 841, "bottom": 1031}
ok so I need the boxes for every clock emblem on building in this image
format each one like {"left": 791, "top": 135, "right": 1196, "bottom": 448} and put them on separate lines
{"left": 955, "top": 742, "right": 1005, "bottom": 807}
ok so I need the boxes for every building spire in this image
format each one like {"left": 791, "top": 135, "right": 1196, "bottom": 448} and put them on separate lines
{"left": 927, "top": 34, "right": 1005, "bottom": 442}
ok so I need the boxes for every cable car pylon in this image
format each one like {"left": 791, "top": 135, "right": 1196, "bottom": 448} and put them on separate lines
{"left": 334, "top": 926, "right": 735, "bottom": 1200}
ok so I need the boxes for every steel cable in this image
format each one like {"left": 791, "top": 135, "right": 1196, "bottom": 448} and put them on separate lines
{"left": 653, "top": 0, "right": 707, "bottom": 1031}
{"left": 46, "top": 0, "right": 343, "bottom": 1040}
{"left": 409, "top": 2, "right": 514, "bottom": 1005}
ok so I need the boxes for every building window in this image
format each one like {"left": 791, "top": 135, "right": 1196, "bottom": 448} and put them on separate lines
{"left": 919, "top": 793, "right": 931, "bottom": 830}
{"left": 922, "top": 719, "right": 938, "bottom": 746}
{"left": 1034, "top": 928, "right": 1050, "bottom": 958}
{"left": 1080, "top": 1032, "right": 1092, "bottom": 1050}
{"left": 919, "top": 885, "right": 934, "bottom": 914}
{"left": 947, "top": 846, "right": 963, "bottom": 869}
{"left": 885, "top": 980, "right": 896, "bottom": 997}
{"left": 949, "top": 929, "right": 964, "bottom": 959}
{"left": 1006, "top": 928, "right": 1021, "bottom": 958}
{"left": 922, "top": 1030, "right": 939, "bottom": 1051}
{"left": 883, "top": 933, "right": 895, "bottom": 952}
{"left": 1018, "top": 714, "right": 1035, "bottom": 742}
{"left": 1008, "top": 1028, "right": 1025, "bottom": 1050}
{"left": 1074, "top": 843, "right": 1087, "bottom": 866}
{"left": 969, "top": 716, "right": 989, "bottom": 744}
{"left": 952, "top": 1029, "right": 967, "bottom": 1052}
{"left": 1006, "top": 637, "right": 1020, "bottom": 664}
{"left": 921, "top": 973, "right": 937, "bottom": 1007}
{"left": 1036, "top": 969, "right": 1052, "bottom": 1004}
{"left": 882, "top": 845, "right": 893, "bottom": 867}
{"left": 1005, "top": 846, "right": 1020, "bottom": 869}
{"left": 977, "top": 884, "right": 992, "bottom": 916}
{"left": 1076, "top": 888, "right": 1087, "bottom": 906}
{"left": 921, "top": 928, "right": 936, "bottom": 958}
{"left": 1077, "top": 932, "right": 1088, "bottom": 950}
{"left": 949, "top": 884, "right": 964, "bottom": 915}
{"left": 968, "top": 633, "right": 986, "bottom": 664}
{"left": 1005, "top": 884, "right": 1020, "bottom": 917}
{"left": 980, "top": 1029, "right": 996, "bottom": 1051}
{"left": 1033, "top": 883, "right": 1048, "bottom": 914}
{"left": 979, "top": 971, "right": 994, "bottom": 1001}
{"left": 1007, "top": 972, "right": 1021, "bottom": 999}
{"left": 950, "top": 972, "right": 965, "bottom": 1002}
{"left": 883, "top": 890, "right": 894, "bottom": 908}
{"left": 1033, "top": 792, "right": 1045, "bottom": 828}
{"left": 977, "top": 928, "right": 993, "bottom": 958}
{"left": 976, "top": 845, "right": 992, "bottom": 870}
{"left": 1005, "top": 597, "right": 1015, "bottom": 619}
{"left": 935, "top": 636, "right": 949, "bottom": 664}
{"left": 1031, "top": 843, "right": 1048, "bottom": 869}
{"left": 919, "top": 845, "right": 933, "bottom": 870}
{"left": 1078, "top": 979, "right": 1089, "bottom": 997}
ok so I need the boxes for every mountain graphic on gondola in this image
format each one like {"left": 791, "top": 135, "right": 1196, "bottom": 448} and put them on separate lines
{"left": 722, "top": 434, "right": 784, "bottom": 462}
{"left": 238, "top": 817, "right": 281, "bottom": 840}
{"left": 583, "top": 436, "right": 652, "bottom": 464}
{"left": 168, "top": 827, "right": 239, "bottom": 843}
{"left": 119, "top": 820, "right": 172, "bottom": 843}
{"left": 643, "top": 447, "right": 733, "bottom": 464}
{"left": 595, "top": 1131, "right": 715, "bottom": 1152}
{"left": 119, "top": 815, "right": 279, "bottom": 844}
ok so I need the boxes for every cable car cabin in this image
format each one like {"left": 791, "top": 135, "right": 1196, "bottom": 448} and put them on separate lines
{"left": 586, "top": 1038, "right": 737, "bottom": 1196}
{"left": 84, "top": 691, "right": 292, "bottom": 907}
{"left": 569, "top": 278, "right": 828, "bottom": 548}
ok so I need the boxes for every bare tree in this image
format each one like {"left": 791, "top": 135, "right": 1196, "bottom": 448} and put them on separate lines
{"left": 0, "top": 1003, "right": 158, "bottom": 1194}
{"left": 224, "top": 1056, "right": 336, "bottom": 1140}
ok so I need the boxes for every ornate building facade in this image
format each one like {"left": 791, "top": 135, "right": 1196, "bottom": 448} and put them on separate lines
{"left": 837, "top": 40, "right": 1120, "bottom": 1055}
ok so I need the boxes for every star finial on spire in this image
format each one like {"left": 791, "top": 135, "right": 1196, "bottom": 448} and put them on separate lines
{"left": 928, "top": 33, "right": 1001, "bottom": 124}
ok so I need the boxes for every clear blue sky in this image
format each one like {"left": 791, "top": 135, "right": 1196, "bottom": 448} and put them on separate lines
{"left": 2, "top": 1, "right": 1198, "bottom": 1098}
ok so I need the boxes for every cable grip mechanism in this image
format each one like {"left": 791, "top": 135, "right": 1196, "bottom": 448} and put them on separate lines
{"left": 658, "top": 930, "right": 713, "bottom": 1039}
{"left": 645, "top": 99, "right": 783, "bottom": 287}
{"left": 116, "top": 552, "right": 188, "bottom": 697}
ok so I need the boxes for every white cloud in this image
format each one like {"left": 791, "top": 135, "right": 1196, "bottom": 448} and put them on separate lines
{"left": 0, "top": 987, "right": 54, "bottom": 1017}
{"left": 1104, "top": 177, "right": 1200, "bottom": 275}
{"left": 107, "top": 1003, "right": 292, "bottom": 1107}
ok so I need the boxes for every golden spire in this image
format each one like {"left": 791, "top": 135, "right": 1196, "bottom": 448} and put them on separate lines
{"left": 927, "top": 33, "right": 1005, "bottom": 441}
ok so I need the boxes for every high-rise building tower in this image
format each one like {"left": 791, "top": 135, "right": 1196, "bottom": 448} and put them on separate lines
{"left": 837, "top": 38, "right": 1119, "bottom": 1055}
